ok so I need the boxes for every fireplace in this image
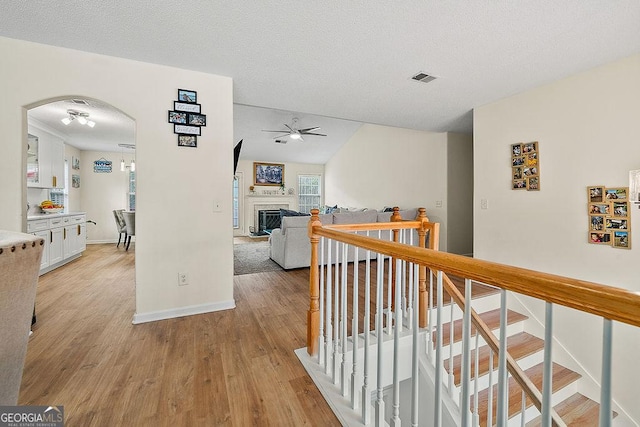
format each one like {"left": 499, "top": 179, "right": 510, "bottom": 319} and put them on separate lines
{"left": 258, "top": 210, "right": 281, "bottom": 234}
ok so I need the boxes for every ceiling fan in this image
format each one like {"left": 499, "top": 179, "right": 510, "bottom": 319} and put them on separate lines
{"left": 262, "top": 118, "right": 326, "bottom": 142}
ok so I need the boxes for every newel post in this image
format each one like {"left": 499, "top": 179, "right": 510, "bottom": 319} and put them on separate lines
{"left": 390, "top": 207, "right": 402, "bottom": 311}
{"left": 307, "top": 209, "right": 322, "bottom": 356}
{"left": 416, "top": 208, "right": 429, "bottom": 328}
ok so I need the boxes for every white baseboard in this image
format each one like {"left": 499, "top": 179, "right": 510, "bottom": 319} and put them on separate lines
{"left": 131, "top": 300, "right": 236, "bottom": 324}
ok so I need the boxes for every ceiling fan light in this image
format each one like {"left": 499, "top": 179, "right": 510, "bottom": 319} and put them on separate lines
{"left": 77, "top": 116, "right": 88, "bottom": 125}
{"left": 290, "top": 133, "right": 301, "bottom": 140}
{"left": 61, "top": 117, "right": 72, "bottom": 125}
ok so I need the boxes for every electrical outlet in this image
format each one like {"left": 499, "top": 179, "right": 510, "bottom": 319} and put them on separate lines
{"left": 480, "top": 199, "right": 488, "bottom": 210}
{"left": 435, "top": 200, "right": 442, "bottom": 208}
{"left": 178, "top": 272, "right": 188, "bottom": 286}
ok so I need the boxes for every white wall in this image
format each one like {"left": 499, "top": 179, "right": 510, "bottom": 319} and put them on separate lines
{"left": 324, "top": 123, "right": 449, "bottom": 250}
{"left": 0, "top": 37, "right": 234, "bottom": 322}
{"left": 235, "top": 159, "right": 323, "bottom": 235}
{"left": 474, "top": 53, "right": 640, "bottom": 422}
{"left": 79, "top": 150, "right": 135, "bottom": 243}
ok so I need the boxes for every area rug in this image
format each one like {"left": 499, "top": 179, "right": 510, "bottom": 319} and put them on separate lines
{"left": 233, "top": 241, "right": 282, "bottom": 275}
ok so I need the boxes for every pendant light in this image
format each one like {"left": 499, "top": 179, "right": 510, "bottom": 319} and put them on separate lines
{"left": 120, "top": 148, "right": 125, "bottom": 172}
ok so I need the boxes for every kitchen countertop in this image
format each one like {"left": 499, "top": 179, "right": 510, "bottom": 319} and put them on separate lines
{"left": 27, "top": 211, "right": 87, "bottom": 220}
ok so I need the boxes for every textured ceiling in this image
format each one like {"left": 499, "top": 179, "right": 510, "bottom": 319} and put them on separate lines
{"left": 3, "top": 1, "right": 640, "bottom": 162}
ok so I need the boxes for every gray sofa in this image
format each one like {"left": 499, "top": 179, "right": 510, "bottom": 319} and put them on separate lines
{"left": 269, "top": 208, "right": 419, "bottom": 269}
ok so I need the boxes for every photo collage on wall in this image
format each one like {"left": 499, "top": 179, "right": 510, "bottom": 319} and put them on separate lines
{"left": 167, "top": 89, "right": 207, "bottom": 148}
{"left": 587, "top": 186, "right": 631, "bottom": 249}
{"left": 511, "top": 141, "right": 540, "bottom": 191}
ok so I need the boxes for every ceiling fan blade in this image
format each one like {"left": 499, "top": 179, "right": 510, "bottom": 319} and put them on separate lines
{"left": 298, "top": 126, "right": 320, "bottom": 133}
{"left": 271, "top": 133, "right": 290, "bottom": 139}
{"left": 300, "top": 132, "right": 327, "bottom": 137}
{"left": 262, "top": 129, "right": 288, "bottom": 133}
{"left": 284, "top": 124, "right": 295, "bottom": 132}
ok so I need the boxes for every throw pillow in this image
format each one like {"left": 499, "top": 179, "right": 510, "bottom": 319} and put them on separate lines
{"left": 279, "top": 208, "right": 310, "bottom": 221}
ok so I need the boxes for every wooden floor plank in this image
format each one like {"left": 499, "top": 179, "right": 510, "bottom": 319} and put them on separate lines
{"left": 19, "top": 244, "right": 339, "bottom": 426}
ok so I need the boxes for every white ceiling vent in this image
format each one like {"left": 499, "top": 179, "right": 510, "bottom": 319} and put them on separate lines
{"left": 411, "top": 72, "right": 437, "bottom": 84}
{"left": 275, "top": 139, "right": 287, "bottom": 144}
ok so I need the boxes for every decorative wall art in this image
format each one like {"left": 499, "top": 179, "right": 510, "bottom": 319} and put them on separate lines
{"left": 587, "top": 185, "right": 631, "bottom": 249}
{"left": 93, "top": 158, "right": 112, "bottom": 173}
{"left": 168, "top": 89, "right": 207, "bottom": 148}
{"left": 253, "top": 162, "right": 284, "bottom": 186}
{"left": 72, "top": 174, "right": 80, "bottom": 188}
{"left": 511, "top": 141, "right": 540, "bottom": 191}
{"left": 72, "top": 156, "right": 80, "bottom": 170}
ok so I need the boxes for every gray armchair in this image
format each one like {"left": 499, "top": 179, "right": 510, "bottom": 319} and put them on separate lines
{"left": 0, "top": 231, "right": 44, "bottom": 405}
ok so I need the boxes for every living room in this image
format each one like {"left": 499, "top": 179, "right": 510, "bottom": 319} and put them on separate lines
{"left": 2, "top": 3, "right": 640, "bottom": 424}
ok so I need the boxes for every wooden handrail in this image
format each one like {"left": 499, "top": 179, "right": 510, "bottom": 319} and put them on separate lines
{"left": 309, "top": 227, "right": 640, "bottom": 328}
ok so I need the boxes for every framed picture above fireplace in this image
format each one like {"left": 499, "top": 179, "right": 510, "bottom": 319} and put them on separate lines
{"left": 253, "top": 162, "right": 284, "bottom": 186}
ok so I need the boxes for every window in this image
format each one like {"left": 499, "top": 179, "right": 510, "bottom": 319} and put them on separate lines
{"left": 298, "top": 174, "right": 322, "bottom": 214}
{"left": 128, "top": 170, "right": 136, "bottom": 211}
{"left": 233, "top": 176, "right": 239, "bottom": 228}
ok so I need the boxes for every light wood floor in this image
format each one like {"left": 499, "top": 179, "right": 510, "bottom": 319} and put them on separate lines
{"left": 20, "top": 244, "right": 339, "bottom": 426}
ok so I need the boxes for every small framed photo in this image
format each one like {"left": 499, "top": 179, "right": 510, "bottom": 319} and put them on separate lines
{"left": 512, "top": 179, "right": 526, "bottom": 190}
{"left": 178, "top": 135, "right": 197, "bottom": 148}
{"left": 605, "top": 187, "right": 628, "bottom": 201}
{"left": 178, "top": 89, "right": 197, "bottom": 103}
{"left": 526, "top": 152, "right": 538, "bottom": 167}
{"left": 513, "top": 167, "right": 523, "bottom": 180}
{"left": 523, "top": 166, "right": 538, "bottom": 177}
{"left": 526, "top": 176, "right": 539, "bottom": 191}
{"left": 174, "top": 124, "right": 201, "bottom": 136}
{"left": 511, "top": 143, "right": 522, "bottom": 157}
{"left": 589, "top": 232, "right": 611, "bottom": 245}
{"left": 590, "top": 215, "right": 605, "bottom": 231}
{"left": 512, "top": 156, "right": 525, "bottom": 167}
{"left": 612, "top": 202, "right": 628, "bottom": 217}
{"left": 174, "top": 101, "right": 201, "bottom": 114}
{"left": 254, "top": 162, "right": 284, "bottom": 186}
{"left": 72, "top": 174, "right": 80, "bottom": 188}
{"left": 187, "top": 113, "right": 206, "bottom": 126}
{"left": 589, "top": 203, "right": 611, "bottom": 215}
{"left": 168, "top": 111, "right": 187, "bottom": 124}
{"left": 522, "top": 141, "right": 538, "bottom": 154}
{"left": 613, "top": 231, "right": 630, "bottom": 249}
{"left": 587, "top": 186, "right": 605, "bottom": 203}
{"left": 606, "top": 218, "right": 628, "bottom": 230}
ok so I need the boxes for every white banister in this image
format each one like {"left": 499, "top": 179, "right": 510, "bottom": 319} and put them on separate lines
{"left": 411, "top": 263, "right": 420, "bottom": 427}
{"left": 434, "top": 270, "right": 444, "bottom": 426}
{"left": 325, "top": 238, "right": 333, "bottom": 376}
{"left": 599, "top": 319, "right": 613, "bottom": 427}
{"left": 542, "top": 302, "right": 553, "bottom": 427}
{"left": 390, "top": 259, "right": 402, "bottom": 426}
{"left": 333, "top": 240, "right": 340, "bottom": 384}
{"left": 460, "top": 278, "right": 472, "bottom": 427}
{"left": 497, "top": 289, "right": 509, "bottom": 426}
{"left": 351, "top": 243, "right": 359, "bottom": 409}
{"left": 361, "top": 233, "right": 371, "bottom": 424}
{"left": 375, "top": 251, "right": 385, "bottom": 426}
{"left": 341, "top": 242, "right": 348, "bottom": 396}
{"left": 319, "top": 237, "right": 325, "bottom": 365}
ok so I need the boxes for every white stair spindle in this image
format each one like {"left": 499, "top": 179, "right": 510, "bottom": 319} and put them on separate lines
{"left": 497, "top": 290, "right": 509, "bottom": 426}
{"left": 521, "top": 390, "right": 526, "bottom": 427}
{"left": 460, "top": 279, "right": 473, "bottom": 427}
{"left": 472, "top": 330, "right": 480, "bottom": 427}
{"left": 427, "top": 270, "right": 434, "bottom": 360}
{"left": 411, "top": 263, "right": 420, "bottom": 427}
{"left": 599, "top": 319, "right": 613, "bottom": 427}
{"left": 351, "top": 243, "right": 359, "bottom": 410}
{"left": 375, "top": 252, "right": 385, "bottom": 426}
{"left": 341, "top": 242, "right": 348, "bottom": 396}
{"left": 319, "top": 237, "right": 325, "bottom": 365}
{"left": 434, "top": 270, "right": 444, "bottom": 426}
{"left": 542, "top": 302, "right": 553, "bottom": 427}
{"left": 333, "top": 240, "right": 340, "bottom": 384}
{"left": 325, "top": 239, "right": 332, "bottom": 375}
{"left": 386, "top": 234, "right": 393, "bottom": 335}
{"left": 449, "top": 300, "right": 455, "bottom": 396}
{"left": 487, "top": 351, "right": 494, "bottom": 427}
{"left": 361, "top": 236, "right": 371, "bottom": 424}
{"left": 390, "top": 259, "right": 402, "bottom": 427}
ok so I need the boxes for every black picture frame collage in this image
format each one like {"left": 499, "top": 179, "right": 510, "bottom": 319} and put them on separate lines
{"left": 168, "top": 89, "right": 207, "bottom": 148}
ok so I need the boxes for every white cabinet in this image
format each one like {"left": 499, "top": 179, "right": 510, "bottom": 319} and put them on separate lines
{"left": 28, "top": 213, "right": 86, "bottom": 274}
{"left": 26, "top": 128, "right": 65, "bottom": 189}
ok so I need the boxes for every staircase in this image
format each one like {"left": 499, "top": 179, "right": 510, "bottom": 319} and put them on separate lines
{"left": 439, "top": 279, "right": 618, "bottom": 426}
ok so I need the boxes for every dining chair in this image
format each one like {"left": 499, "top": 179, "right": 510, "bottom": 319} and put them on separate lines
{"left": 112, "top": 209, "right": 127, "bottom": 248}
{"left": 122, "top": 211, "right": 135, "bottom": 251}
